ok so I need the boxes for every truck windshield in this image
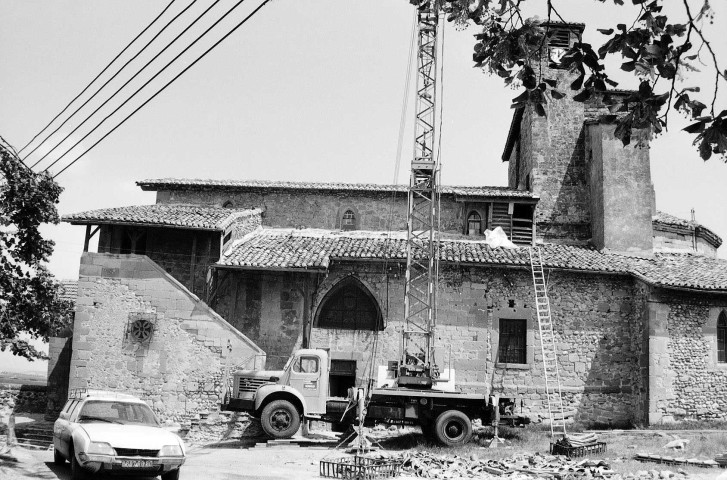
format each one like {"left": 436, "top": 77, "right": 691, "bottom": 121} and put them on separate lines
{"left": 78, "top": 401, "right": 159, "bottom": 426}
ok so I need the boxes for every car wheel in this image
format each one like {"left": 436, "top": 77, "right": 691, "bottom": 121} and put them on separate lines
{"left": 70, "top": 448, "right": 87, "bottom": 480}
{"left": 434, "top": 410, "right": 472, "bottom": 447}
{"left": 53, "top": 445, "right": 65, "bottom": 465}
{"left": 161, "top": 468, "right": 181, "bottom": 480}
{"left": 260, "top": 399, "right": 300, "bottom": 439}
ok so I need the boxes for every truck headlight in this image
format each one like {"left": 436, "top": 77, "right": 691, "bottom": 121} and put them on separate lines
{"left": 87, "top": 442, "right": 116, "bottom": 456}
{"left": 159, "top": 444, "right": 184, "bottom": 457}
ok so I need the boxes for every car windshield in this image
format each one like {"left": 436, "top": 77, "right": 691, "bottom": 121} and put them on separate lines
{"left": 78, "top": 400, "right": 159, "bottom": 426}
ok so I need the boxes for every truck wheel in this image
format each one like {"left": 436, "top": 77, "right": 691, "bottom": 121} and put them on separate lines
{"left": 434, "top": 410, "right": 472, "bottom": 446}
{"left": 261, "top": 400, "right": 301, "bottom": 439}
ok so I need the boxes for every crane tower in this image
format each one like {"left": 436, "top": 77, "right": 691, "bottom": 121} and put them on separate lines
{"left": 399, "top": 0, "right": 440, "bottom": 388}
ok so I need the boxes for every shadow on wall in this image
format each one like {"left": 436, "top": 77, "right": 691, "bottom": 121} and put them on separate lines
{"left": 539, "top": 127, "right": 591, "bottom": 244}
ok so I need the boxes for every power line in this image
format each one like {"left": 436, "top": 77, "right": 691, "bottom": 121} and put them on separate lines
{"left": 30, "top": 0, "right": 212, "bottom": 170}
{"left": 53, "top": 0, "right": 272, "bottom": 178}
{"left": 20, "top": 0, "right": 178, "bottom": 158}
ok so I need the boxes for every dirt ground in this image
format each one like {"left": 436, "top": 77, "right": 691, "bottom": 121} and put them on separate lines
{"left": 1, "top": 426, "right": 727, "bottom": 479}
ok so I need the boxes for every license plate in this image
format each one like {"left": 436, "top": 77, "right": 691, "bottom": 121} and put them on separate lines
{"left": 121, "top": 460, "right": 155, "bottom": 468}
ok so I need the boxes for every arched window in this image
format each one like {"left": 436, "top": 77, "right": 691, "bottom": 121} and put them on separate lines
{"left": 718, "top": 311, "right": 727, "bottom": 363}
{"left": 467, "top": 211, "right": 482, "bottom": 236}
{"left": 316, "top": 278, "right": 382, "bottom": 331}
{"left": 222, "top": 200, "right": 234, "bottom": 208}
{"left": 342, "top": 209, "right": 356, "bottom": 230}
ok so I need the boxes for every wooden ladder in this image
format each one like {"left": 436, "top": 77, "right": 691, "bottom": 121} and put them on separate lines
{"left": 529, "top": 247, "right": 567, "bottom": 439}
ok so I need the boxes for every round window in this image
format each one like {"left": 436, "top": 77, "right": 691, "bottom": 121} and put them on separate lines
{"left": 130, "top": 319, "right": 154, "bottom": 342}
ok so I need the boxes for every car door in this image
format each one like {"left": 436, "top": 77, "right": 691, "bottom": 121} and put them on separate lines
{"left": 54, "top": 400, "right": 76, "bottom": 457}
{"left": 288, "top": 354, "right": 325, "bottom": 413}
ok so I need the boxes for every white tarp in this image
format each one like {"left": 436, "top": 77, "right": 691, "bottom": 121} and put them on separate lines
{"left": 483, "top": 226, "right": 518, "bottom": 249}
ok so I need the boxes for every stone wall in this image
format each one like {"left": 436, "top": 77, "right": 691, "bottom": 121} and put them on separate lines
{"left": 586, "top": 123, "right": 653, "bottom": 255}
{"left": 0, "top": 384, "right": 47, "bottom": 415}
{"left": 524, "top": 65, "right": 592, "bottom": 244}
{"left": 155, "top": 189, "right": 470, "bottom": 235}
{"left": 646, "top": 289, "right": 727, "bottom": 423}
{"left": 303, "top": 262, "right": 640, "bottom": 426}
{"left": 98, "top": 226, "right": 221, "bottom": 299}
{"left": 71, "top": 253, "right": 265, "bottom": 422}
{"left": 212, "top": 270, "right": 319, "bottom": 369}
{"left": 46, "top": 336, "right": 72, "bottom": 419}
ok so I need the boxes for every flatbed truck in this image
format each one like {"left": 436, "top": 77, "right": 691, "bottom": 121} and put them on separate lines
{"left": 223, "top": 349, "right": 527, "bottom": 446}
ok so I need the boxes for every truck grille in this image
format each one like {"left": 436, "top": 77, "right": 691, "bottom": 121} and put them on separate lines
{"left": 115, "top": 448, "right": 159, "bottom": 457}
{"left": 237, "top": 377, "right": 270, "bottom": 393}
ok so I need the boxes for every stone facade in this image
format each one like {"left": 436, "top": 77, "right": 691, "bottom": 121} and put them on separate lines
{"left": 70, "top": 253, "right": 264, "bottom": 422}
{"left": 645, "top": 290, "right": 727, "bottom": 423}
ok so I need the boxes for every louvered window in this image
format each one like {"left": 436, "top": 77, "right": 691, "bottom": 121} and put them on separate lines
{"left": 548, "top": 29, "right": 571, "bottom": 48}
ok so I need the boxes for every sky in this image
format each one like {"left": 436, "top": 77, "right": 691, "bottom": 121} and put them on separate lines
{"left": 1, "top": 0, "right": 725, "bottom": 373}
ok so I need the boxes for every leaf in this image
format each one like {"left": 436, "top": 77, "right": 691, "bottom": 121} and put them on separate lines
{"left": 621, "top": 61, "right": 636, "bottom": 72}
{"left": 573, "top": 89, "right": 592, "bottom": 102}
{"left": 535, "top": 103, "right": 546, "bottom": 117}
{"left": 571, "top": 75, "right": 584, "bottom": 90}
{"left": 598, "top": 28, "right": 614, "bottom": 35}
{"left": 550, "top": 89, "right": 565, "bottom": 99}
{"left": 543, "top": 78, "right": 558, "bottom": 88}
{"left": 683, "top": 120, "right": 706, "bottom": 134}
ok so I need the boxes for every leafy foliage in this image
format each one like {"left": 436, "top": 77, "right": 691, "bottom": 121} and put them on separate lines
{"left": 0, "top": 144, "right": 72, "bottom": 360}
{"left": 429, "top": 0, "right": 727, "bottom": 160}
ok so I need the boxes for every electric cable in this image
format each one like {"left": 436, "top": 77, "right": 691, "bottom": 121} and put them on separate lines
{"left": 20, "top": 0, "right": 179, "bottom": 158}
{"left": 52, "top": 0, "right": 272, "bottom": 178}
{"left": 31, "top": 0, "right": 219, "bottom": 170}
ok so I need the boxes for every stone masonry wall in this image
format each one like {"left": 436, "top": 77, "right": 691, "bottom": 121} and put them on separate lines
{"left": 525, "top": 66, "right": 591, "bottom": 244}
{"left": 307, "top": 262, "right": 640, "bottom": 426}
{"left": 0, "top": 384, "right": 47, "bottom": 415}
{"left": 46, "top": 336, "right": 72, "bottom": 418}
{"left": 71, "top": 253, "right": 264, "bottom": 422}
{"left": 212, "top": 270, "right": 318, "bottom": 369}
{"left": 647, "top": 289, "right": 727, "bottom": 423}
{"left": 99, "top": 226, "right": 220, "bottom": 300}
{"left": 156, "top": 189, "right": 467, "bottom": 234}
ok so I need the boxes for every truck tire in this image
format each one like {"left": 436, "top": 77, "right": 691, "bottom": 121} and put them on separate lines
{"left": 261, "top": 399, "right": 301, "bottom": 439}
{"left": 434, "top": 410, "right": 472, "bottom": 446}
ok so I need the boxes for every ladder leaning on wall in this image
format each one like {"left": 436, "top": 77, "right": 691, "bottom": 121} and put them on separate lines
{"left": 528, "top": 247, "right": 567, "bottom": 439}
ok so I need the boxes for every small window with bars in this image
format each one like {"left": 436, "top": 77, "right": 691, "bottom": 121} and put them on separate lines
{"left": 342, "top": 210, "right": 356, "bottom": 230}
{"left": 498, "top": 318, "right": 527, "bottom": 364}
{"left": 718, "top": 311, "right": 726, "bottom": 363}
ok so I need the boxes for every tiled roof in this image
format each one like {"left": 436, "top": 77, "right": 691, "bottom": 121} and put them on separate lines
{"left": 220, "top": 228, "right": 727, "bottom": 292}
{"left": 136, "top": 179, "right": 538, "bottom": 199}
{"left": 63, "top": 205, "right": 261, "bottom": 231}
{"left": 58, "top": 280, "right": 77, "bottom": 303}
{"left": 653, "top": 211, "right": 722, "bottom": 247}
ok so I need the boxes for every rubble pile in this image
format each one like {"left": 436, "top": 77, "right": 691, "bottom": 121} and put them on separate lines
{"left": 364, "top": 451, "right": 693, "bottom": 479}
{"left": 398, "top": 452, "right": 615, "bottom": 478}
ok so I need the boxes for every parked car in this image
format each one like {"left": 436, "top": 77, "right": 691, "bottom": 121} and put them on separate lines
{"left": 53, "top": 389, "right": 185, "bottom": 480}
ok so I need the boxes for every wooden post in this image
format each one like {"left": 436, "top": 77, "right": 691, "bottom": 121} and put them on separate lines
{"left": 190, "top": 233, "right": 197, "bottom": 293}
{"left": 83, "top": 225, "right": 91, "bottom": 252}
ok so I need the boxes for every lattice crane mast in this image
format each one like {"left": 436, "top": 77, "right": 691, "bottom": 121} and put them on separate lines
{"left": 399, "top": 0, "right": 440, "bottom": 389}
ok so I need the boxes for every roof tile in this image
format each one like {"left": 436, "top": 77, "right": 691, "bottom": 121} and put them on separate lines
{"left": 136, "top": 178, "right": 537, "bottom": 199}
{"left": 220, "top": 228, "right": 727, "bottom": 292}
{"left": 63, "top": 204, "right": 261, "bottom": 231}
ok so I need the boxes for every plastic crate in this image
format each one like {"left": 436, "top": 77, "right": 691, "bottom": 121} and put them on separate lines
{"left": 550, "top": 441, "right": 607, "bottom": 458}
{"left": 320, "top": 455, "right": 402, "bottom": 479}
